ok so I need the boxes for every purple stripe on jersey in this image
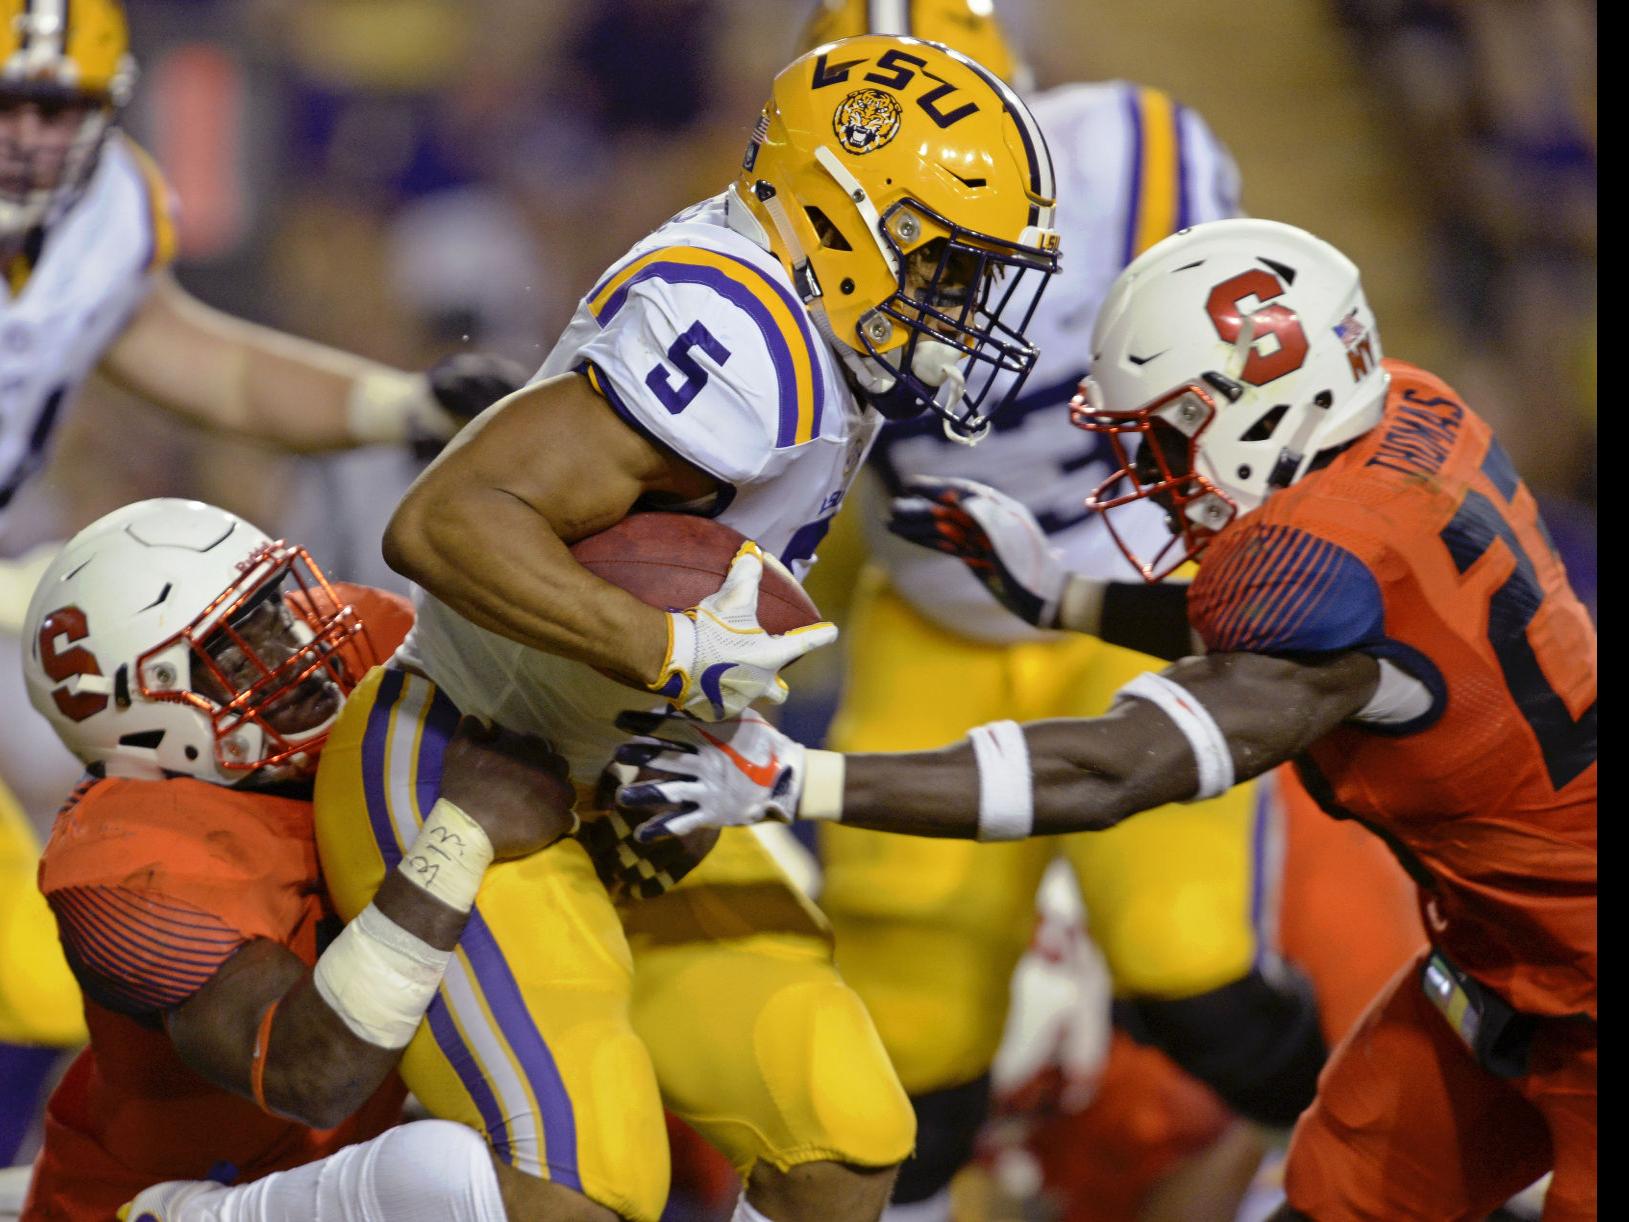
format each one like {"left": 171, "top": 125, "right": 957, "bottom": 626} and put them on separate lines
{"left": 361, "top": 669, "right": 408, "bottom": 866}
{"left": 96, "top": 888, "right": 250, "bottom": 945}
{"left": 52, "top": 889, "right": 242, "bottom": 963}
{"left": 1175, "top": 105, "right": 1193, "bottom": 232}
{"left": 457, "top": 909, "right": 583, "bottom": 1191}
{"left": 1122, "top": 87, "right": 1145, "bottom": 267}
{"left": 594, "top": 261, "right": 808, "bottom": 448}
{"left": 1249, "top": 536, "right": 1334, "bottom": 650}
{"left": 412, "top": 684, "right": 463, "bottom": 819}
{"left": 425, "top": 994, "right": 514, "bottom": 1163}
{"left": 51, "top": 895, "right": 227, "bottom": 1007}
{"left": 710, "top": 248, "right": 826, "bottom": 437}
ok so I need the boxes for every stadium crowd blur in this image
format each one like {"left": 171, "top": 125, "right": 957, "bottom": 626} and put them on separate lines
{"left": 0, "top": 0, "right": 1594, "bottom": 1216}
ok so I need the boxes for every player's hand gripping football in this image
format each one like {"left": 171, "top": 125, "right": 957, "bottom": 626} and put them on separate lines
{"left": 611, "top": 709, "right": 806, "bottom": 841}
{"left": 438, "top": 716, "right": 578, "bottom": 859}
{"left": 887, "top": 476, "right": 1068, "bottom": 629}
{"left": 650, "top": 541, "right": 838, "bottom": 720}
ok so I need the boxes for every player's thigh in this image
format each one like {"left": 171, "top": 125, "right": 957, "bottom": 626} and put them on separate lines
{"left": 315, "top": 667, "right": 669, "bottom": 1222}
{"left": 1522, "top": 1020, "right": 1596, "bottom": 1221}
{"left": 0, "top": 776, "right": 85, "bottom": 1046}
{"left": 626, "top": 828, "right": 915, "bottom": 1178}
{"left": 1285, "top": 953, "right": 1552, "bottom": 1221}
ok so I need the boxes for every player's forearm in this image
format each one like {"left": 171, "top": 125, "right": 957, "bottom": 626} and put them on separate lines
{"left": 100, "top": 276, "right": 436, "bottom": 452}
{"left": 385, "top": 482, "right": 669, "bottom": 682}
{"left": 258, "top": 871, "right": 469, "bottom": 1128}
{"left": 829, "top": 713, "right": 1190, "bottom": 840}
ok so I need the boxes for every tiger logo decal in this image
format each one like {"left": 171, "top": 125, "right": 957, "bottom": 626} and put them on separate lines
{"left": 833, "top": 88, "right": 903, "bottom": 156}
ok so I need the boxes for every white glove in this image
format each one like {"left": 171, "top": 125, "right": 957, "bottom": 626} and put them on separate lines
{"left": 612, "top": 709, "right": 806, "bottom": 841}
{"left": 888, "top": 476, "right": 1069, "bottom": 627}
{"left": 650, "top": 541, "right": 838, "bottom": 720}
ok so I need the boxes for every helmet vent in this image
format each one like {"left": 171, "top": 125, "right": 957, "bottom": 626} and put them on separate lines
{"left": 805, "top": 206, "right": 852, "bottom": 251}
{"left": 1257, "top": 256, "right": 1297, "bottom": 284}
{"left": 137, "top": 582, "right": 172, "bottom": 613}
{"left": 1242, "top": 403, "right": 1291, "bottom": 442}
{"left": 114, "top": 664, "right": 130, "bottom": 709}
{"left": 118, "top": 730, "right": 165, "bottom": 750}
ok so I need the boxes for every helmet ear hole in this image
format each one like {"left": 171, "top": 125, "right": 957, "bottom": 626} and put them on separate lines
{"left": 804, "top": 206, "right": 853, "bottom": 251}
{"left": 1241, "top": 403, "right": 1291, "bottom": 442}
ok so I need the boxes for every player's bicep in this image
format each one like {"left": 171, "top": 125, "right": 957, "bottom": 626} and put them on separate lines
{"left": 164, "top": 938, "right": 307, "bottom": 1097}
{"left": 1159, "top": 650, "right": 1381, "bottom": 777}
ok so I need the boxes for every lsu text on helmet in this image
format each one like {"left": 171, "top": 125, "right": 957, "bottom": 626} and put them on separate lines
{"left": 733, "top": 33, "right": 1060, "bottom": 440}
{"left": 24, "top": 499, "right": 378, "bottom": 786}
{"left": 0, "top": 0, "right": 135, "bottom": 237}
{"left": 799, "top": 0, "right": 1027, "bottom": 90}
{"left": 1074, "top": 218, "right": 1388, "bottom": 580}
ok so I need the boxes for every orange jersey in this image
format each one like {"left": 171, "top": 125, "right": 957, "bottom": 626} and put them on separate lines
{"left": 1189, "top": 360, "right": 1596, "bottom": 1020}
{"left": 23, "top": 584, "right": 415, "bottom": 1222}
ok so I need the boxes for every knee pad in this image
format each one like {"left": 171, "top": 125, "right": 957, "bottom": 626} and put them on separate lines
{"left": 1114, "top": 961, "right": 1326, "bottom": 1129}
{"left": 361, "top": 1119, "right": 505, "bottom": 1220}
{"left": 893, "top": 1074, "right": 991, "bottom": 1204}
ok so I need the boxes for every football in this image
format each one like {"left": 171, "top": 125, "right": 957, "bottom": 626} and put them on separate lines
{"left": 569, "top": 512, "right": 821, "bottom": 633}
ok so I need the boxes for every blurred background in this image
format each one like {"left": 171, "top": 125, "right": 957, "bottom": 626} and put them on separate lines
{"left": 0, "top": 0, "right": 1595, "bottom": 1216}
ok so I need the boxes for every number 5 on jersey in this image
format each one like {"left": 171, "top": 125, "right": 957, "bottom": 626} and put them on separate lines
{"left": 647, "top": 321, "right": 733, "bottom": 415}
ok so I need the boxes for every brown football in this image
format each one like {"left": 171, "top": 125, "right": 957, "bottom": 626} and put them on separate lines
{"left": 569, "top": 512, "right": 821, "bottom": 633}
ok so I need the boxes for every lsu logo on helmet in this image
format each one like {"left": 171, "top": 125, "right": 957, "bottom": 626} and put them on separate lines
{"left": 833, "top": 87, "right": 903, "bottom": 155}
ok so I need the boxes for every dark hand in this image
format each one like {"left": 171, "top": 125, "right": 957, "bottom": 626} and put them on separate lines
{"left": 438, "top": 716, "right": 577, "bottom": 860}
{"left": 413, "top": 353, "right": 530, "bottom": 458}
{"left": 887, "top": 477, "right": 1065, "bottom": 628}
{"left": 577, "top": 760, "right": 719, "bottom": 902}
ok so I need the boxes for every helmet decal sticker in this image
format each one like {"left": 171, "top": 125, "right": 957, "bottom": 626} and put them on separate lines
{"left": 37, "top": 606, "right": 109, "bottom": 722}
{"left": 833, "top": 87, "right": 903, "bottom": 155}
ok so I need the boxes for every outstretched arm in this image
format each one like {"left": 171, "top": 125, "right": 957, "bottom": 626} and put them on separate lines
{"left": 98, "top": 273, "right": 519, "bottom": 451}
{"left": 616, "top": 649, "right": 1380, "bottom": 841}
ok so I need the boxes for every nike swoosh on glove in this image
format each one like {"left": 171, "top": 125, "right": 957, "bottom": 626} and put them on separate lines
{"left": 611, "top": 708, "right": 805, "bottom": 842}
{"left": 887, "top": 476, "right": 1067, "bottom": 628}
{"left": 650, "top": 542, "right": 838, "bottom": 720}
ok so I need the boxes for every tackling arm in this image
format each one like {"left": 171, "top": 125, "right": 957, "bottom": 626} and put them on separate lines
{"left": 164, "top": 719, "right": 576, "bottom": 1130}
{"left": 617, "top": 650, "right": 1380, "bottom": 841}
{"left": 97, "top": 273, "right": 493, "bottom": 452}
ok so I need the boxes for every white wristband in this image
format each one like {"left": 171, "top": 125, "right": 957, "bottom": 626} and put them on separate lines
{"left": 313, "top": 903, "right": 452, "bottom": 1049}
{"left": 1117, "top": 672, "right": 1235, "bottom": 800}
{"left": 345, "top": 369, "right": 447, "bottom": 445}
{"left": 397, "top": 798, "right": 494, "bottom": 913}
{"left": 798, "top": 749, "right": 846, "bottom": 823}
{"left": 967, "top": 720, "right": 1034, "bottom": 841}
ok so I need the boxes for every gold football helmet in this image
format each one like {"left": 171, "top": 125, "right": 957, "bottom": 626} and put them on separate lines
{"left": 734, "top": 34, "right": 1059, "bottom": 438}
{"left": 799, "top": 0, "right": 1025, "bottom": 88}
{"left": 0, "top": 0, "right": 136, "bottom": 236}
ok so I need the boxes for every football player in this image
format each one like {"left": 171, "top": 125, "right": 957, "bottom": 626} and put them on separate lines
{"left": 793, "top": 3, "right": 1326, "bottom": 1215}
{"left": 616, "top": 218, "right": 1598, "bottom": 1222}
{"left": 0, "top": 0, "right": 519, "bottom": 1144}
{"left": 18, "top": 498, "right": 577, "bottom": 1221}
{"left": 314, "top": 32, "right": 1060, "bottom": 1222}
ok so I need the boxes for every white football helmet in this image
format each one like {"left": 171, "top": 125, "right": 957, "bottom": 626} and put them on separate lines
{"left": 1073, "top": 218, "right": 1389, "bottom": 580}
{"left": 23, "top": 499, "right": 372, "bottom": 785}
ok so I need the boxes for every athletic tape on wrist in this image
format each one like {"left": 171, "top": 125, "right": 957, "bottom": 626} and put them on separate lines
{"left": 345, "top": 369, "right": 439, "bottom": 445}
{"left": 397, "top": 798, "right": 493, "bottom": 912}
{"left": 1117, "top": 672, "right": 1235, "bottom": 800}
{"left": 967, "top": 720, "right": 1033, "bottom": 841}
{"left": 313, "top": 903, "right": 453, "bottom": 1049}
{"left": 798, "top": 749, "right": 845, "bottom": 823}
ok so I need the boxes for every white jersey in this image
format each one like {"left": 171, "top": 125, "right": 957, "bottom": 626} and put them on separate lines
{"left": 866, "top": 82, "right": 1241, "bottom": 643}
{"left": 0, "top": 135, "right": 172, "bottom": 548}
{"left": 402, "top": 192, "right": 878, "bottom": 779}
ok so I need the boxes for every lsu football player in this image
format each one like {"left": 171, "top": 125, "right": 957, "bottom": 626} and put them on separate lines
{"left": 0, "top": 0, "right": 518, "bottom": 1148}
{"left": 19, "top": 499, "right": 576, "bottom": 1221}
{"left": 314, "top": 33, "right": 1060, "bottom": 1222}
{"left": 792, "top": 2, "right": 1323, "bottom": 1215}
{"left": 617, "top": 217, "right": 1598, "bottom": 1222}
